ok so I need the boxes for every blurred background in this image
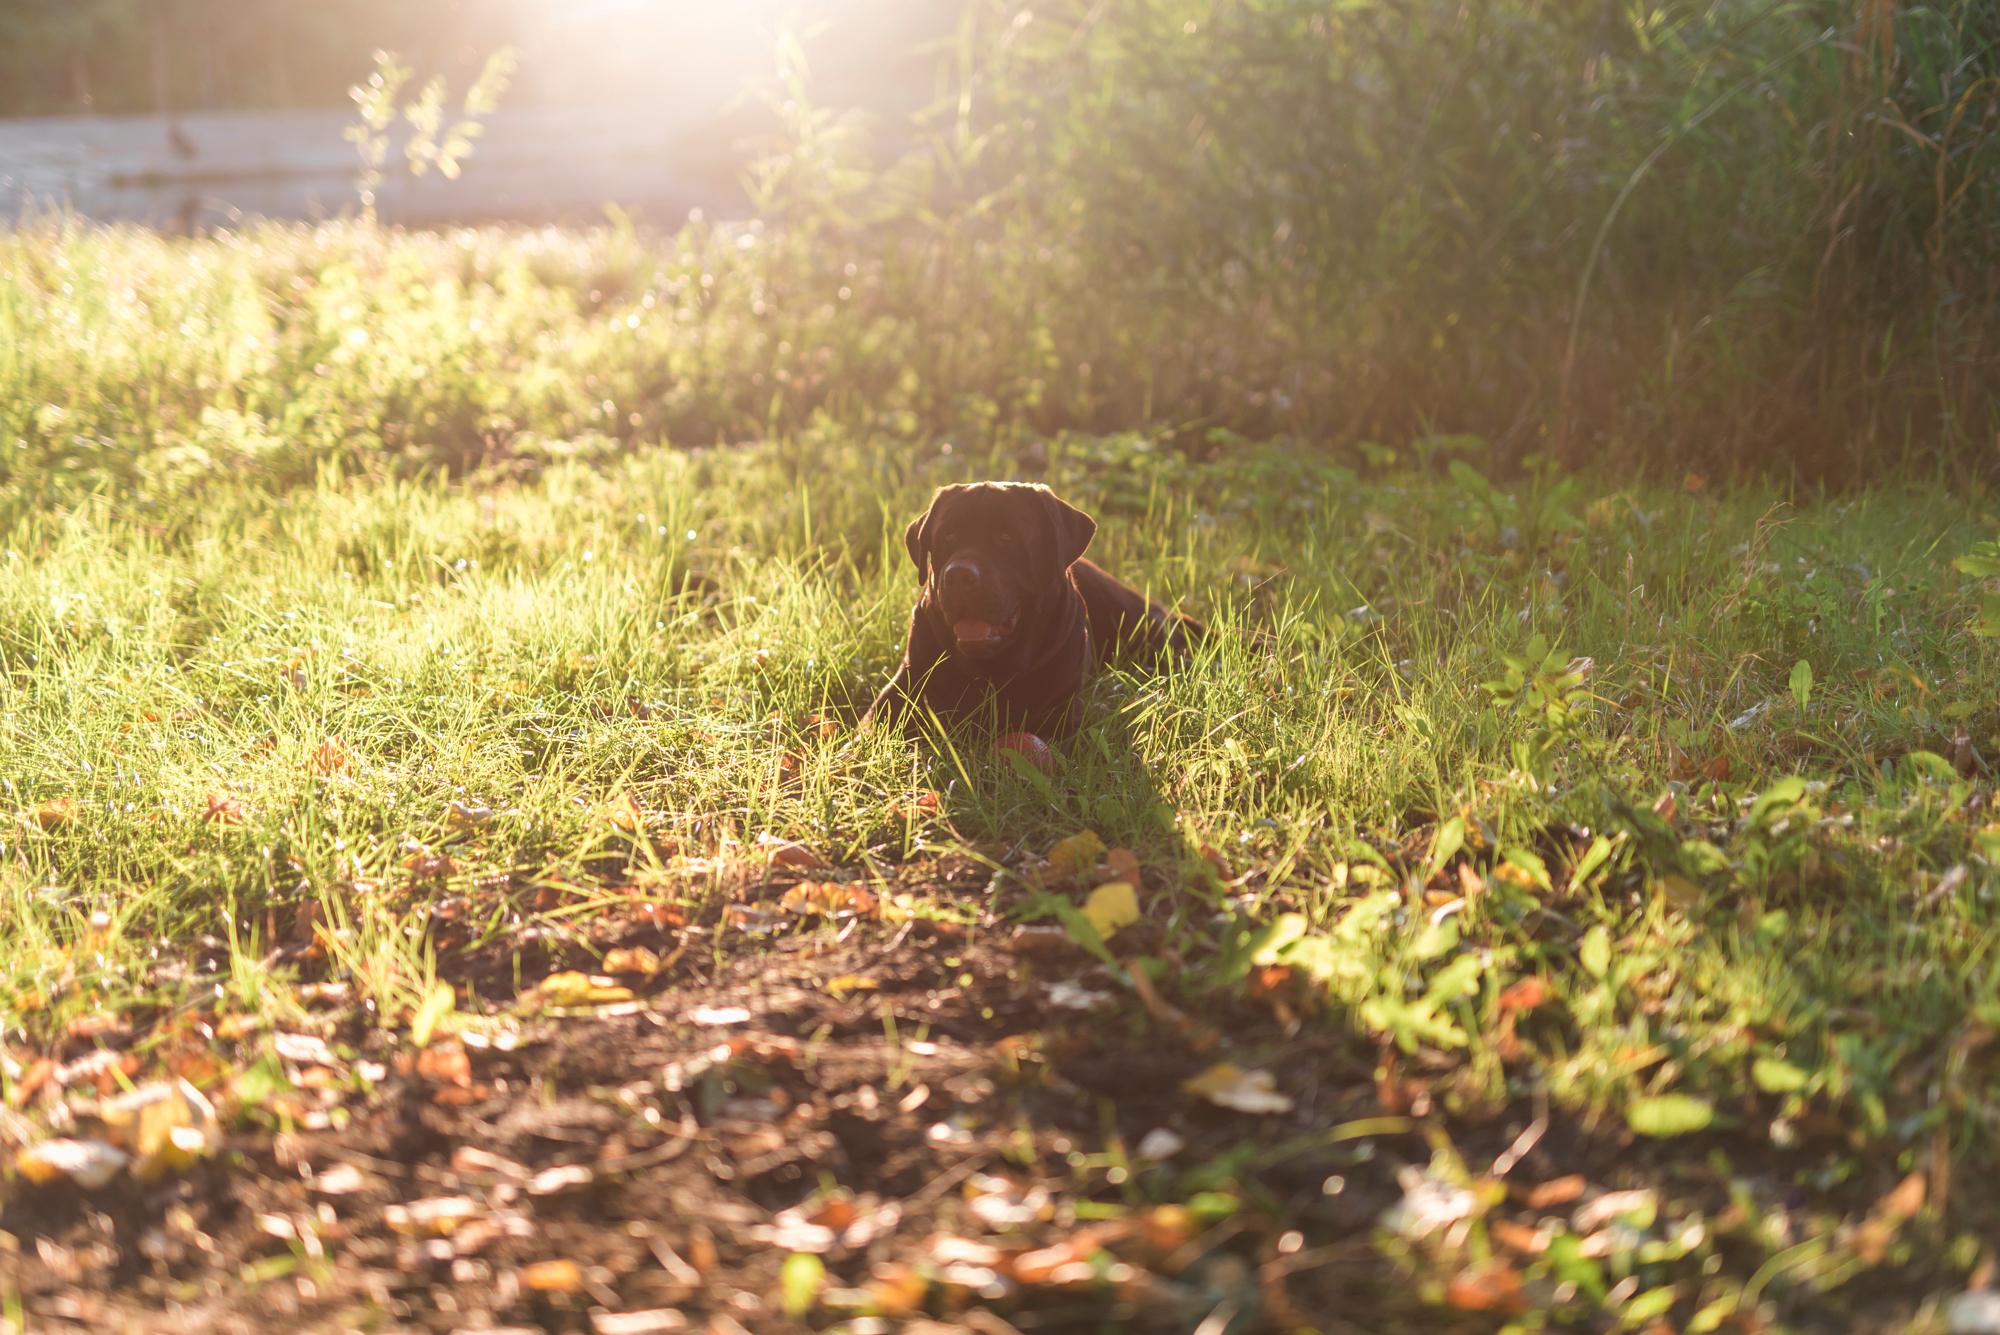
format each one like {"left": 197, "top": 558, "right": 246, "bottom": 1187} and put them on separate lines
{"left": 2, "top": 0, "right": 1996, "bottom": 475}
{"left": 0, "top": 0, "right": 953, "bottom": 226}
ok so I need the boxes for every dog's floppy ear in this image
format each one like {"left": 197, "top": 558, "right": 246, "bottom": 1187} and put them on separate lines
{"left": 1038, "top": 487, "right": 1096, "bottom": 569}
{"left": 904, "top": 489, "right": 943, "bottom": 572}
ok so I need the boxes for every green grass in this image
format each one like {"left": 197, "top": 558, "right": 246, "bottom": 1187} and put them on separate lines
{"left": 4, "top": 219, "right": 2000, "bottom": 1328}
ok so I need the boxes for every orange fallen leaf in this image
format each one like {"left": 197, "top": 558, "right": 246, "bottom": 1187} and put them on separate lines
{"left": 416, "top": 1044, "right": 472, "bottom": 1087}
{"left": 1103, "top": 847, "right": 1142, "bottom": 884}
{"left": 202, "top": 793, "right": 245, "bottom": 825}
{"left": 602, "top": 946, "right": 664, "bottom": 976}
{"left": 1523, "top": 1175, "right": 1587, "bottom": 1209}
{"left": 781, "top": 882, "right": 877, "bottom": 918}
{"left": 1496, "top": 978, "right": 1551, "bottom": 1012}
{"left": 1489, "top": 1219, "right": 1547, "bottom": 1254}
{"left": 1876, "top": 1169, "right": 1927, "bottom": 1223}
{"left": 308, "top": 738, "right": 351, "bottom": 777}
{"left": 1443, "top": 1261, "right": 1526, "bottom": 1313}
{"left": 28, "top": 798, "right": 78, "bottom": 830}
{"left": 10, "top": 1059, "right": 55, "bottom": 1107}
{"left": 759, "top": 834, "right": 824, "bottom": 870}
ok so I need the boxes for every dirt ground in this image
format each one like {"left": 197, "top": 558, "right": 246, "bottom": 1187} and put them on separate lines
{"left": 0, "top": 857, "right": 1942, "bottom": 1335}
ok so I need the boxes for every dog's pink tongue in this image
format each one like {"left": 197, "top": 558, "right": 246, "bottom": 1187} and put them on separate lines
{"left": 953, "top": 618, "right": 998, "bottom": 645}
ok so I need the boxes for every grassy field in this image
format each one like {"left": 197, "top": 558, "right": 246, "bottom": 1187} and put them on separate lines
{"left": 3, "top": 220, "right": 1999, "bottom": 1332}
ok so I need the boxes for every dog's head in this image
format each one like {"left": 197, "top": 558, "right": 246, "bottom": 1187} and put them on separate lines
{"left": 904, "top": 482, "right": 1096, "bottom": 664}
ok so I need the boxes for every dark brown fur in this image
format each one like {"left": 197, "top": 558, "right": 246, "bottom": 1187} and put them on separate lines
{"left": 865, "top": 482, "right": 1203, "bottom": 735}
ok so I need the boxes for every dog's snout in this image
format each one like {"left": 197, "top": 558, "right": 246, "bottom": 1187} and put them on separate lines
{"left": 941, "top": 557, "right": 982, "bottom": 593}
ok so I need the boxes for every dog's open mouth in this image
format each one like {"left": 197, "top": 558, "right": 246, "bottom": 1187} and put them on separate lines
{"left": 951, "top": 613, "right": 1019, "bottom": 656}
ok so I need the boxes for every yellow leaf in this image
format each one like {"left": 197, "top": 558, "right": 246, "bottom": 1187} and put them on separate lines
{"left": 521, "top": 1258, "right": 586, "bottom": 1294}
{"left": 606, "top": 792, "right": 645, "bottom": 833}
{"left": 824, "top": 975, "right": 878, "bottom": 998}
{"left": 1182, "top": 1062, "right": 1294, "bottom": 1114}
{"left": 602, "top": 946, "right": 663, "bottom": 976}
{"left": 16, "top": 1138, "right": 127, "bottom": 1188}
{"left": 411, "top": 982, "right": 455, "bottom": 1048}
{"left": 526, "top": 971, "right": 634, "bottom": 1011}
{"left": 1047, "top": 831, "right": 1106, "bottom": 878}
{"left": 1081, "top": 880, "right": 1140, "bottom": 938}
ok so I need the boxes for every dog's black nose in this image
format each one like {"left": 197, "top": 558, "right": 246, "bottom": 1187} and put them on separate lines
{"left": 942, "top": 558, "right": 982, "bottom": 593}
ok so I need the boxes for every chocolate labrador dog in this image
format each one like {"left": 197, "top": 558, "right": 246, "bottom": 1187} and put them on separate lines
{"left": 865, "top": 482, "right": 1203, "bottom": 735}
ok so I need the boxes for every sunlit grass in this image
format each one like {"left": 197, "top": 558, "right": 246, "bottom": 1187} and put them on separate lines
{"left": 2, "top": 219, "right": 1998, "bottom": 1323}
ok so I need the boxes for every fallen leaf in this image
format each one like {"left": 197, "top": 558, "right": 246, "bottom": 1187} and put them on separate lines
{"left": 308, "top": 738, "right": 351, "bottom": 776}
{"left": 523, "top": 972, "right": 635, "bottom": 1011}
{"left": 16, "top": 1138, "right": 128, "bottom": 1189}
{"left": 100, "top": 1079, "right": 219, "bottom": 1181}
{"left": 1183, "top": 1062, "right": 1294, "bottom": 1114}
{"left": 1005, "top": 925, "right": 1082, "bottom": 958}
{"left": 1523, "top": 1175, "right": 1587, "bottom": 1209}
{"left": 402, "top": 846, "right": 457, "bottom": 878}
{"left": 1047, "top": 831, "right": 1106, "bottom": 878}
{"left": 1103, "top": 847, "right": 1142, "bottom": 883}
{"left": 528, "top": 1164, "right": 595, "bottom": 1196}
{"left": 28, "top": 798, "right": 78, "bottom": 830}
{"left": 1573, "top": 1188, "right": 1658, "bottom": 1233}
{"left": 384, "top": 1196, "right": 482, "bottom": 1236}
{"left": 1626, "top": 1093, "right": 1715, "bottom": 1137}
{"left": 1497, "top": 977, "right": 1550, "bottom": 1012}
{"left": 1490, "top": 1219, "right": 1547, "bottom": 1254}
{"left": 1382, "top": 1164, "right": 1478, "bottom": 1241}
{"left": 996, "top": 731, "right": 1057, "bottom": 775}
{"left": 602, "top": 946, "right": 664, "bottom": 976}
{"left": 781, "top": 881, "right": 878, "bottom": 918}
{"left": 1010, "top": 1229, "right": 1119, "bottom": 1285}
{"left": 310, "top": 1163, "right": 372, "bottom": 1195}
{"left": 521, "top": 1258, "right": 587, "bottom": 1294}
{"left": 892, "top": 789, "right": 942, "bottom": 818}
{"left": 202, "top": 793, "right": 246, "bottom": 825}
{"left": 779, "top": 1251, "right": 825, "bottom": 1317}
{"left": 1444, "top": 1261, "right": 1526, "bottom": 1313}
{"left": 8, "top": 1058, "right": 54, "bottom": 1107}
{"left": 689, "top": 1005, "right": 752, "bottom": 1026}
{"left": 416, "top": 1044, "right": 472, "bottom": 1087}
{"left": 1047, "top": 980, "right": 1113, "bottom": 1011}
{"left": 444, "top": 799, "right": 493, "bottom": 830}
{"left": 1876, "top": 1169, "right": 1927, "bottom": 1224}
{"left": 606, "top": 792, "right": 646, "bottom": 833}
{"left": 1080, "top": 880, "right": 1140, "bottom": 938}
{"left": 758, "top": 833, "right": 823, "bottom": 870}
{"left": 592, "top": 1311, "right": 690, "bottom": 1334}
{"left": 273, "top": 1032, "right": 337, "bottom": 1066}
{"left": 451, "top": 1146, "right": 528, "bottom": 1178}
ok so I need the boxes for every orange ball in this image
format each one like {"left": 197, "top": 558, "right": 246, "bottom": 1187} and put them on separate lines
{"left": 995, "top": 731, "right": 1057, "bottom": 775}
